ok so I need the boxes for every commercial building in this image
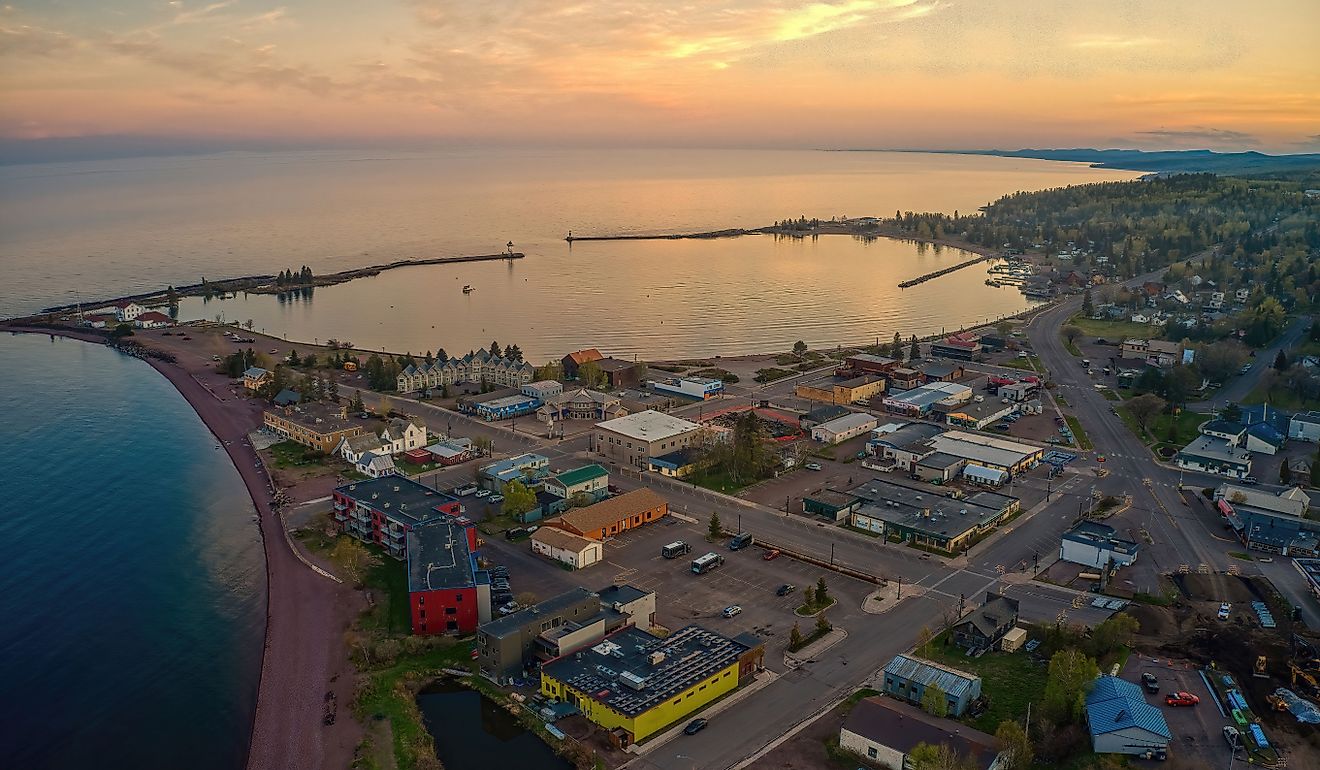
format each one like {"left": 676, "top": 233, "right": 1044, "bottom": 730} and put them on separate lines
{"left": 406, "top": 518, "right": 490, "bottom": 635}
{"left": 942, "top": 399, "right": 1017, "bottom": 430}
{"left": 795, "top": 375, "right": 885, "bottom": 405}
{"left": 1289, "top": 412, "right": 1320, "bottom": 443}
{"left": 1085, "top": 676, "right": 1170, "bottom": 756}
{"left": 596, "top": 358, "right": 643, "bottom": 389}
{"left": 799, "top": 404, "right": 852, "bottom": 428}
{"left": 597, "top": 584, "right": 657, "bottom": 628}
{"left": 537, "top": 388, "right": 625, "bottom": 423}
{"left": 332, "top": 476, "right": 464, "bottom": 559}
{"left": 114, "top": 300, "right": 146, "bottom": 322}
{"left": 243, "top": 366, "right": 270, "bottom": 392}
{"left": 1119, "top": 339, "right": 1183, "bottom": 368}
{"left": 546, "top": 488, "right": 668, "bottom": 540}
{"left": 473, "top": 393, "right": 541, "bottom": 421}
{"left": 839, "top": 696, "right": 1003, "bottom": 770}
{"left": 478, "top": 453, "right": 551, "bottom": 493}
{"left": 811, "top": 412, "right": 880, "bottom": 444}
{"left": 649, "top": 375, "right": 724, "bottom": 400}
{"left": 838, "top": 353, "right": 901, "bottom": 377}
{"left": 561, "top": 348, "right": 605, "bottom": 379}
{"left": 476, "top": 587, "right": 611, "bottom": 681}
{"left": 886, "top": 367, "right": 924, "bottom": 391}
{"left": 539, "top": 624, "right": 764, "bottom": 746}
{"left": 919, "top": 361, "right": 965, "bottom": 382}
{"left": 883, "top": 382, "right": 972, "bottom": 417}
{"left": 594, "top": 410, "right": 701, "bottom": 467}
{"left": 425, "top": 437, "right": 476, "bottom": 465}
{"left": 522, "top": 380, "right": 564, "bottom": 400}
{"left": 647, "top": 448, "right": 700, "bottom": 478}
{"left": 1215, "top": 484, "right": 1316, "bottom": 556}
{"left": 1175, "top": 435, "right": 1252, "bottom": 479}
{"left": 926, "top": 431, "right": 1043, "bottom": 476}
{"left": 848, "top": 478, "right": 1020, "bottom": 553}
{"left": 263, "top": 403, "right": 368, "bottom": 453}
{"left": 531, "top": 528, "right": 603, "bottom": 570}
{"left": 396, "top": 349, "right": 534, "bottom": 393}
{"left": 928, "top": 332, "right": 982, "bottom": 361}
{"left": 950, "top": 593, "right": 1019, "bottom": 653}
{"left": 913, "top": 452, "right": 966, "bottom": 483}
{"left": 881, "top": 654, "right": 982, "bottom": 717}
{"left": 543, "top": 464, "right": 610, "bottom": 504}
{"left": 1059, "top": 521, "right": 1140, "bottom": 568}
{"left": 134, "top": 310, "right": 174, "bottom": 329}
{"left": 867, "top": 422, "right": 945, "bottom": 470}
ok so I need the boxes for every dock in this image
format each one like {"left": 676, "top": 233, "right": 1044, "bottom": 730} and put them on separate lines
{"left": 897, "top": 254, "right": 997, "bottom": 288}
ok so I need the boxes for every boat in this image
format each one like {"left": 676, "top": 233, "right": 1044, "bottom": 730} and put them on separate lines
{"left": 462, "top": 285, "right": 474, "bottom": 294}
{"left": 985, "top": 279, "right": 1001, "bottom": 287}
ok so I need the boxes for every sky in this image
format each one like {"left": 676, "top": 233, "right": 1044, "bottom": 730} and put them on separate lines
{"left": 1, "top": 0, "right": 1317, "bottom": 155}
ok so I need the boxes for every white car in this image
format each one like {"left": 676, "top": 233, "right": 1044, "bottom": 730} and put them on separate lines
{"left": 488, "top": 494, "right": 504, "bottom": 504}
{"left": 474, "top": 489, "right": 492, "bottom": 498}
{"left": 722, "top": 605, "right": 742, "bottom": 618}
{"left": 1217, "top": 602, "right": 1231, "bottom": 620}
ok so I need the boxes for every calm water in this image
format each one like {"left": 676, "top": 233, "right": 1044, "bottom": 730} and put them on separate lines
{"left": 1, "top": 149, "right": 1139, "bottom": 354}
{"left": 0, "top": 333, "right": 265, "bottom": 769}
{"left": 416, "top": 681, "right": 571, "bottom": 770}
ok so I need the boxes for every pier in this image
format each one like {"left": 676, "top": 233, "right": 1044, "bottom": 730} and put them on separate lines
{"left": 565, "top": 228, "right": 758, "bottom": 242}
{"left": 897, "top": 254, "right": 996, "bottom": 288}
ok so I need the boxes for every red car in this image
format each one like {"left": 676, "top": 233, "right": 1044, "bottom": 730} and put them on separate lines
{"left": 1165, "top": 692, "right": 1200, "bottom": 707}
{"left": 763, "top": 549, "right": 781, "bottom": 561}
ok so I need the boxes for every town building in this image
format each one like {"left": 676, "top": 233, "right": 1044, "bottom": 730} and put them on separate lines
{"left": 338, "top": 432, "right": 389, "bottom": 464}
{"left": 918, "top": 361, "right": 965, "bottom": 382}
{"left": 1085, "top": 676, "right": 1171, "bottom": 756}
{"left": 839, "top": 696, "right": 1003, "bottom": 770}
{"left": 883, "top": 382, "right": 972, "bottom": 417}
{"left": 886, "top": 367, "right": 924, "bottom": 391}
{"left": 473, "top": 392, "right": 541, "bottom": 421}
{"left": 867, "top": 422, "right": 945, "bottom": 470}
{"left": 478, "top": 453, "right": 550, "bottom": 493}
{"left": 243, "top": 366, "right": 270, "bottom": 393}
{"left": 795, "top": 375, "right": 885, "bottom": 405}
{"left": 561, "top": 348, "right": 604, "bottom": 379}
{"left": 263, "top": 403, "right": 368, "bottom": 454}
{"left": 522, "top": 380, "right": 564, "bottom": 400}
{"left": 1175, "top": 434, "right": 1252, "bottom": 479}
{"left": 838, "top": 353, "right": 901, "bottom": 377}
{"left": 913, "top": 452, "right": 967, "bottom": 483}
{"left": 950, "top": 593, "right": 1019, "bottom": 653}
{"left": 594, "top": 410, "right": 701, "bottom": 467}
{"left": 477, "top": 587, "right": 610, "bottom": 681}
{"left": 539, "top": 624, "right": 764, "bottom": 747}
{"left": 926, "top": 430, "right": 1043, "bottom": 476}
{"left": 649, "top": 375, "right": 724, "bottom": 400}
{"left": 1119, "top": 339, "right": 1183, "bottom": 368}
{"left": 354, "top": 450, "right": 398, "bottom": 478}
{"left": 811, "top": 412, "right": 880, "bottom": 444}
{"left": 380, "top": 417, "right": 428, "bottom": 453}
{"left": 424, "top": 437, "right": 476, "bottom": 466}
{"left": 799, "top": 404, "right": 852, "bottom": 428}
{"left": 542, "top": 464, "right": 610, "bottom": 503}
{"left": 1216, "top": 484, "right": 1316, "bottom": 555}
{"left": 332, "top": 476, "right": 464, "bottom": 559}
{"left": 941, "top": 399, "right": 1017, "bottom": 430}
{"left": 596, "top": 584, "right": 657, "bottom": 628}
{"left": 848, "top": 479, "right": 1020, "bottom": 553}
{"left": 1289, "top": 412, "right": 1320, "bottom": 443}
{"left": 114, "top": 300, "right": 146, "bottom": 322}
{"left": 596, "top": 358, "right": 643, "bottom": 389}
{"left": 881, "top": 654, "right": 982, "bottom": 717}
{"left": 272, "top": 389, "right": 301, "bottom": 407}
{"left": 928, "top": 332, "right": 982, "bottom": 361}
{"left": 536, "top": 388, "right": 625, "bottom": 423}
{"left": 134, "top": 311, "right": 174, "bottom": 329}
{"left": 1059, "top": 521, "right": 1140, "bottom": 568}
{"left": 546, "top": 488, "right": 668, "bottom": 540}
{"left": 406, "top": 518, "right": 490, "bottom": 635}
{"left": 647, "top": 448, "right": 701, "bottom": 478}
{"left": 395, "top": 350, "right": 534, "bottom": 394}
{"left": 531, "top": 528, "right": 603, "bottom": 570}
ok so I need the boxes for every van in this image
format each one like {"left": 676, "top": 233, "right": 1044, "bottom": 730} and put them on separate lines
{"left": 1081, "top": 359, "right": 1090, "bottom": 368}
{"left": 728, "top": 532, "right": 754, "bottom": 551}
{"left": 662, "top": 541, "right": 691, "bottom": 559}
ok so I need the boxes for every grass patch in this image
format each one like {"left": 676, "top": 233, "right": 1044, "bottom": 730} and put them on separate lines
{"left": 1067, "top": 314, "right": 1155, "bottom": 341}
{"left": 753, "top": 367, "right": 796, "bottom": 383}
{"left": 396, "top": 458, "right": 440, "bottom": 475}
{"left": 1099, "top": 388, "right": 1121, "bottom": 401}
{"left": 917, "top": 632, "right": 1050, "bottom": 733}
{"left": 1063, "top": 337, "right": 1082, "bottom": 357}
{"left": 1064, "top": 415, "right": 1093, "bottom": 450}
{"left": 1055, "top": 394, "right": 1069, "bottom": 407}
{"left": 1245, "top": 377, "right": 1320, "bottom": 411}
{"left": 794, "top": 596, "right": 838, "bottom": 616}
{"left": 267, "top": 439, "right": 330, "bottom": 469}
{"left": 688, "top": 468, "right": 750, "bottom": 494}
{"left": 1000, "top": 356, "right": 1044, "bottom": 372}
{"left": 1146, "top": 410, "right": 1210, "bottom": 446}
{"left": 352, "top": 641, "right": 476, "bottom": 770}
{"left": 692, "top": 367, "right": 740, "bottom": 383}
{"left": 1229, "top": 551, "right": 1255, "bottom": 561}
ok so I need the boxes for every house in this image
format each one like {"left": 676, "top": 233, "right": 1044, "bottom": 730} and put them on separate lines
{"left": 881, "top": 654, "right": 982, "bottom": 717}
{"left": 407, "top": 518, "right": 489, "bottom": 636}
{"left": 1085, "top": 676, "right": 1171, "bottom": 756}
{"left": 243, "top": 367, "right": 271, "bottom": 393}
{"left": 1059, "top": 521, "right": 1139, "bottom": 568}
{"left": 811, "top": 412, "right": 879, "bottom": 444}
{"left": 950, "top": 593, "right": 1019, "bottom": 653}
{"left": 1235, "top": 287, "right": 1251, "bottom": 302}
{"left": 547, "top": 488, "right": 668, "bottom": 540}
{"left": 338, "top": 432, "right": 390, "bottom": 465}
{"left": 530, "top": 528, "right": 603, "bottom": 570}
{"left": 537, "top": 388, "right": 625, "bottom": 423}
{"left": 264, "top": 403, "right": 368, "bottom": 454}
{"left": 593, "top": 410, "right": 701, "bottom": 468}
{"left": 649, "top": 375, "right": 724, "bottom": 400}
{"left": 1119, "top": 339, "right": 1183, "bottom": 368}
{"left": 272, "top": 389, "right": 301, "bottom": 407}
{"left": 543, "top": 464, "right": 610, "bottom": 503}
{"left": 381, "top": 418, "right": 428, "bottom": 453}
{"left": 1176, "top": 435, "right": 1252, "bottom": 479}
{"left": 561, "top": 348, "right": 605, "bottom": 380}
{"left": 539, "top": 624, "right": 763, "bottom": 746}
{"left": 332, "top": 476, "right": 465, "bottom": 559}
{"left": 839, "top": 696, "right": 1004, "bottom": 770}
{"left": 355, "top": 451, "right": 398, "bottom": 478}
{"left": 134, "top": 311, "right": 174, "bottom": 329}
{"left": 424, "top": 438, "right": 476, "bottom": 466}
{"left": 1244, "top": 423, "right": 1287, "bottom": 455}
{"left": 478, "top": 453, "right": 550, "bottom": 493}
{"left": 114, "top": 300, "right": 145, "bottom": 322}
{"left": 1290, "top": 412, "right": 1320, "bottom": 443}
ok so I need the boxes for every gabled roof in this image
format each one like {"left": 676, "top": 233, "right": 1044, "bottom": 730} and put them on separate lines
{"left": 564, "top": 348, "right": 604, "bottom": 365}
{"left": 552, "top": 464, "right": 609, "bottom": 488}
{"left": 954, "top": 593, "right": 1019, "bottom": 639}
{"left": 842, "top": 697, "right": 1000, "bottom": 770}
{"left": 532, "top": 527, "right": 599, "bottom": 551}
{"left": 344, "top": 433, "right": 388, "bottom": 453}
{"left": 1086, "top": 676, "right": 1171, "bottom": 739}
{"left": 1246, "top": 422, "right": 1286, "bottom": 448}
{"left": 882, "top": 654, "right": 980, "bottom": 700}
{"left": 273, "top": 389, "right": 301, "bottom": 406}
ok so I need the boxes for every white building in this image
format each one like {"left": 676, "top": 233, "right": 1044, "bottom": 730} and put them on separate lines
{"left": 1290, "top": 412, "right": 1320, "bottom": 443}
{"left": 648, "top": 375, "right": 724, "bottom": 400}
{"left": 134, "top": 311, "right": 174, "bottom": 329}
{"left": 530, "top": 528, "right": 603, "bottom": 570}
{"left": 1060, "top": 521, "right": 1139, "bottom": 568}
{"left": 337, "top": 433, "right": 390, "bottom": 464}
{"left": 354, "top": 451, "right": 398, "bottom": 479}
{"left": 839, "top": 696, "right": 1003, "bottom": 770}
{"left": 114, "top": 301, "right": 145, "bottom": 322}
{"left": 380, "top": 418, "right": 428, "bottom": 453}
{"left": 1086, "top": 676, "right": 1170, "bottom": 756}
{"left": 522, "top": 380, "right": 564, "bottom": 400}
{"left": 811, "top": 412, "right": 879, "bottom": 444}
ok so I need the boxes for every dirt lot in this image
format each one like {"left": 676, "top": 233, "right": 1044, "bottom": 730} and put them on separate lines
{"left": 747, "top": 700, "right": 852, "bottom": 770}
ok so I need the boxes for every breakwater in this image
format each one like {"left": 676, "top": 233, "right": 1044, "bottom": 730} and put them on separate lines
{"left": 898, "top": 253, "right": 996, "bottom": 288}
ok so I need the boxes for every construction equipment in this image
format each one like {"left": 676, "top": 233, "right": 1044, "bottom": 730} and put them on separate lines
{"left": 1266, "top": 693, "right": 1290, "bottom": 712}
{"left": 1290, "top": 662, "right": 1320, "bottom": 696}
{"left": 1256, "top": 655, "right": 1270, "bottom": 679}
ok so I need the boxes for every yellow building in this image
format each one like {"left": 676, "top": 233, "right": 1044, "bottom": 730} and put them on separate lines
{"left": 262, "top": 403, "right": 367, "bottom": 454}
{"left": 794, "top": 374, "right": 885, "bottom": 405}
{"left": 539, "top": 625, "right": 764, "bottom": 747}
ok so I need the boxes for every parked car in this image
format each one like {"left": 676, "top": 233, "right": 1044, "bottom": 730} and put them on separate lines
{"left": 1218, "top": 602, "right": 1231, "bottom": 620}
{"left": 488, "top": 494, "right": 504, "bottom": 505}
{"left": 504, "top": 527, "right": 528, "bottom": 540}
{"left": 683, "top": 718, "right": 708, "bottom": 735}
{"left": 497, "top": 602, "right": 519, "bottom": 616}
{"left": 762, "top": 549, "right": 781, "bottom": 561}
{"left": 804, "top": 462, "right": 823, "bottom": 471}
{"left": 1165, "top": 691, "right": 1200, "bottom": 707}
{"left": 1142, "top": 672, "right": 1160, "bottom": 693}
{"left": 721, "top": 605, "right": 742, "bottom": 618}
{"left": 475, "top": 489, "right": 492, "bottom": 498}
{"left": 776, "top": 584, "right": 796, "bottom": 596}
{"left": 1242, "top": 476, "right": 1259, "bottom": 486}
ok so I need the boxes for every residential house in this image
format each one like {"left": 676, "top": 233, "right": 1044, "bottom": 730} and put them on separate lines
{"left": 839, "top": 697, "right": 1004, "bottom": 770}
{"left": 1085, "top": 676, "right": 1171, "bottom": 756}
{"left": 950, "top": 593, "right": 1019, "bottom": 653}
{"left": 355, "top": 451, "right": 398, "bottom": 479}
{"left": 407, "top": 518, "right": 490, "bottom": 635}
{"left": 1290, "top": 412, "right": 1320, "bottom": 443}
{"left": 396, "top": 350, "right": 534, "bottom": 394}
{"left": 561, "top": 348, "right": 605, "bottom": 380}
{"left": 542, "top": 464, "right": 610, "bottom": 504}
{"left": 478, "top": 453, "right": 550, "bottom": 493}
{"left": 546, "top": 488, "right": 668, "bottom": 540}
{"left": 530, "top": 528, "right": 603, "bottom": 570}
{"left": 1120, "top": 339, "right": 1183, "bottom": 368}
{"left": 381, "top": 418, "right": 428, "bottom": 453}
{"left": 338, "top": 432, "right": 390, "bottom": 465}
{"left": 134, "top": 311, "right": 174, "bottom": 329}
{"left": 881, "top": 654, "right": 982, "bottom": 717}
{"left": 272, "top": 389, "right": 301, "bottom": 407}
{"left": 243, "top": 367, "right": 271, "bottom": 393}
{"left": 332, "top": 476, "right": 465, "bottom": 559}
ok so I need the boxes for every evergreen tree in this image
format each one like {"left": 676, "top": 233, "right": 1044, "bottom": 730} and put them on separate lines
{"left": 436, "top": 347, "right": 448, "bottom": 362}
{"left": 707, "top": 511, "right": 722, "bottom": 541}
{"left": 327, "top": 376, "right": 340, "bottom": 403}
{"left": 507, "top": 344, "right": 522, "bottom": 361}
{"left": 814, "top": 577, "right": 830, "bottom": 607}
{"left": 891, "top": 332, "right": 903, "bottom": 358}
{"left": 1275, "top": 349, "right": 1289, "bottom": 371}
{"left": 909, "top": 335, "right": 920, "bottom": 362}
{"left": 1082, "top": 287, "right": 1094, "bottom": 317}
{"left": 489, "top": 340, "right": 501, "bottom": 358}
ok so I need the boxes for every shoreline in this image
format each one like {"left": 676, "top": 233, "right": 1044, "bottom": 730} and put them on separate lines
{"left": 7, "top": 325, "right": 364, "bottom": 770}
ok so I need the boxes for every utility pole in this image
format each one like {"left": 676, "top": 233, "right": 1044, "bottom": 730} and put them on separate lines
{"left": 896, "top": 574, "right": 902, "bottom": 599}
{"left": 830, "top": 542, "right": 835, "bottom": 567}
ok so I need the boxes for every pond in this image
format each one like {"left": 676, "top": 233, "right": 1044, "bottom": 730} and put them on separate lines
{"left": 416, "top": 680, "right": 572, "bottom": 770}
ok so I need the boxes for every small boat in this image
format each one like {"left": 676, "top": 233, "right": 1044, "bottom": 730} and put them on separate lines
{"left": 462, "top": 285, "right": 474, "bottom": 294}
{"left": 985, "top": 279, "right": 1000, "bottom": 287}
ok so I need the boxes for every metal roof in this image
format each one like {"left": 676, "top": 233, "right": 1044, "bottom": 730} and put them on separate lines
{"left": 552, "top": 464, "right": 609, "bottom": 488}
{"left": 882, "top": 654, "right": 980, "bottom": 700}
{"left": 1085, "top": 676, "right": 1171, "bottom": 740}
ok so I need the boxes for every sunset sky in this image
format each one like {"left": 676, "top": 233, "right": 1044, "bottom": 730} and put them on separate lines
{"left": 2, "top": 0, "right": 1317, "bottom": 154}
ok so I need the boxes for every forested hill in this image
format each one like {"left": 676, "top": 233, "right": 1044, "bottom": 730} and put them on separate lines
{"left": 948, "top": 148, "right": 1320, "bottom": 177}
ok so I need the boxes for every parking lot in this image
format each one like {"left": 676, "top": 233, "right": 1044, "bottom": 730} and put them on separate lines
{"left": 1120, "top": 653, "right": 1231, "bottom": 767}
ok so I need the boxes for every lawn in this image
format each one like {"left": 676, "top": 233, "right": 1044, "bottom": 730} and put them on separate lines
{"left": 1064, "top": 415, "right": 1093, "bottom": 450}
{"left": 396, "top": 458, "right": 440, "bottom": 475}
{"left": 1066, "top": 314, "right": 1155, "bottom": 341}
{"left": 268, "top": 439, "right": 330, "bottom": 469}
{"left": 1116, "top": 405, "right": 1208, "bottom": 447}
{"left": 1000, "top": 356, "right": 1044, "bottom": 373}
{"left": 918, "top": 634, "right": 1049, "bottom": 734}
{"left": 753, "top": 367, "right": 796, "bottom": 383}
{"left": 689, "top": 468, "right": 750, "bottom": 494}
{"left": 1245, "top": 376, "right": 1320, "bottom": 411}
{"left": 353, "top": 641, "right": 476, "bottom": 770}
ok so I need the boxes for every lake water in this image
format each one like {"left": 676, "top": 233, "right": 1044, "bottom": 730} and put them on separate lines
{"left": 1, "top": 149, "right": 1139, "bottom": 358}
{"left": 0, "top": 333, "right": 266, "bottom": 769}
{"left": 416, "top": 681, "right": 571, "bottom": 770}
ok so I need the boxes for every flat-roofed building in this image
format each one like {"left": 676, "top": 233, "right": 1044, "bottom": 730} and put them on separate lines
{"left": 883, "top": 382, "right": 972, "bottom": 417}
{"left": 1176, "top": 435, "right": 1252, "bottom": 479}
{"left": 940, "top": 399, "right": 1017, "bottom": 430}
{"left": 1215, "top": 484, "right": 1315, "bottom": 555}
{"left": 811, "top": 412, "right": 880, "bottom": 444}
{"left": 476, "top": 587, "right": 608, "bottom": 681}
{"left": 597, "top": 584, "right": 657, "bottom": 628}
{"left": 649, "top": 375, "right": 724, "bottom": 400}
{"left": 1060, "top": 521, "right": 1140, "bottom": 568}
{"left": 926, "top": 430, "right": 1043, "bottom": 476}
{"left": 406, "top": 518, "right": 490, "bottom": 635}
{"left": 594, "top": 410, "right": 701, "bottom": 467}
{"left": 848, "top": 477, "right": 1019, "bottom": 554}
{"left": 795, "top": 375, "right": 885, "bottom": 405}
{"left": 839, "top": 353, "right": 901, "bottom": 377}
{"left": 333, "top": 476, "right": 465, "bottom": 559}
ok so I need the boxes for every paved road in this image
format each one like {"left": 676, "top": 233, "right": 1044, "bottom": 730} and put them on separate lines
{"left": 1198, "top": 314, "right": 1311, "bottom": 411}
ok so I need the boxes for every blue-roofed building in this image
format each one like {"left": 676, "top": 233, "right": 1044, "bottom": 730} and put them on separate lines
{"left": 881, "top": 654, "right": 982, "bottom": 717}
{"left": 1244, "top": 422, "right": 1287, "bottom": 455}
{"left": 1085, "top": 676, "right": 1170, "bottom": 756}
{"left": 478, "top": 453, "right": 550, "bottom": 493}
{"left": 1241, "top": 403, "right": 1290, "bottom": 434}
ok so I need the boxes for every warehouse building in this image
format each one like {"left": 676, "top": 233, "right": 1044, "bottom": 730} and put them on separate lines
{"left": 1085, "top": 676, "right": 1170, "bottom": 756}
{"left": 1059, "top": 521, "right": 1140, "bottom": 568}
{"left": 926, "top": 431, "right": 1042, "bottom": 476}
{"left": 539, "top": 624, "right": 764, "bottom": 747}
{"left": 795, "top": 374, "right": 886, "bottom": 405}
{"left": 847, "top": 478, "right": 1019, "bottom": 553}
{"left": 530, "top": 527, "right": 603, "bottom": 570}
{"left": 881, "top": 654, "right": 982, "bottom": 717}
{"left": 811, "top": 412, "right": 880, "bottom": 444}
{"left": 882, "top": 381, "right": 972, "bottom": 417}
{"left": 649, "top": 375, "right": 724, "bottom": 400}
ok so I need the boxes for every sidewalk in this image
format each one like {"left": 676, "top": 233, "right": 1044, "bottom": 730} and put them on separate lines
{"left": 621, "top": 668, "right": 781, "bottom": 761}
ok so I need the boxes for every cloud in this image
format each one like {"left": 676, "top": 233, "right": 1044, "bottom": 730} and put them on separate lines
{"left": 0, "top": 23, "right": 77, "bottom": 57}
{"left": 1069, "top": 34, "right": 1161, "bottom": 50}
{"left": 1132, "top": 127, "right": 1260, "bottom": 147}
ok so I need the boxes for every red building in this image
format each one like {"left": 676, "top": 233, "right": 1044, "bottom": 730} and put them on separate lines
{"left": 332, "top": 476, "right": 464, "bottom": 560}
{"left": 407, "top": 518, "right": 491, "bottom": 636}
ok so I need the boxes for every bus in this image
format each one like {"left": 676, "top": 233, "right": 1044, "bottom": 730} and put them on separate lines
{"left": 691, "top": 552, "right": 725, "bottom": 575}
{"left": 728, "top": 532, "right": 754, "bottom": 551}
{"left": 662, "top": 541, "right": 691, "bottom": 559}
